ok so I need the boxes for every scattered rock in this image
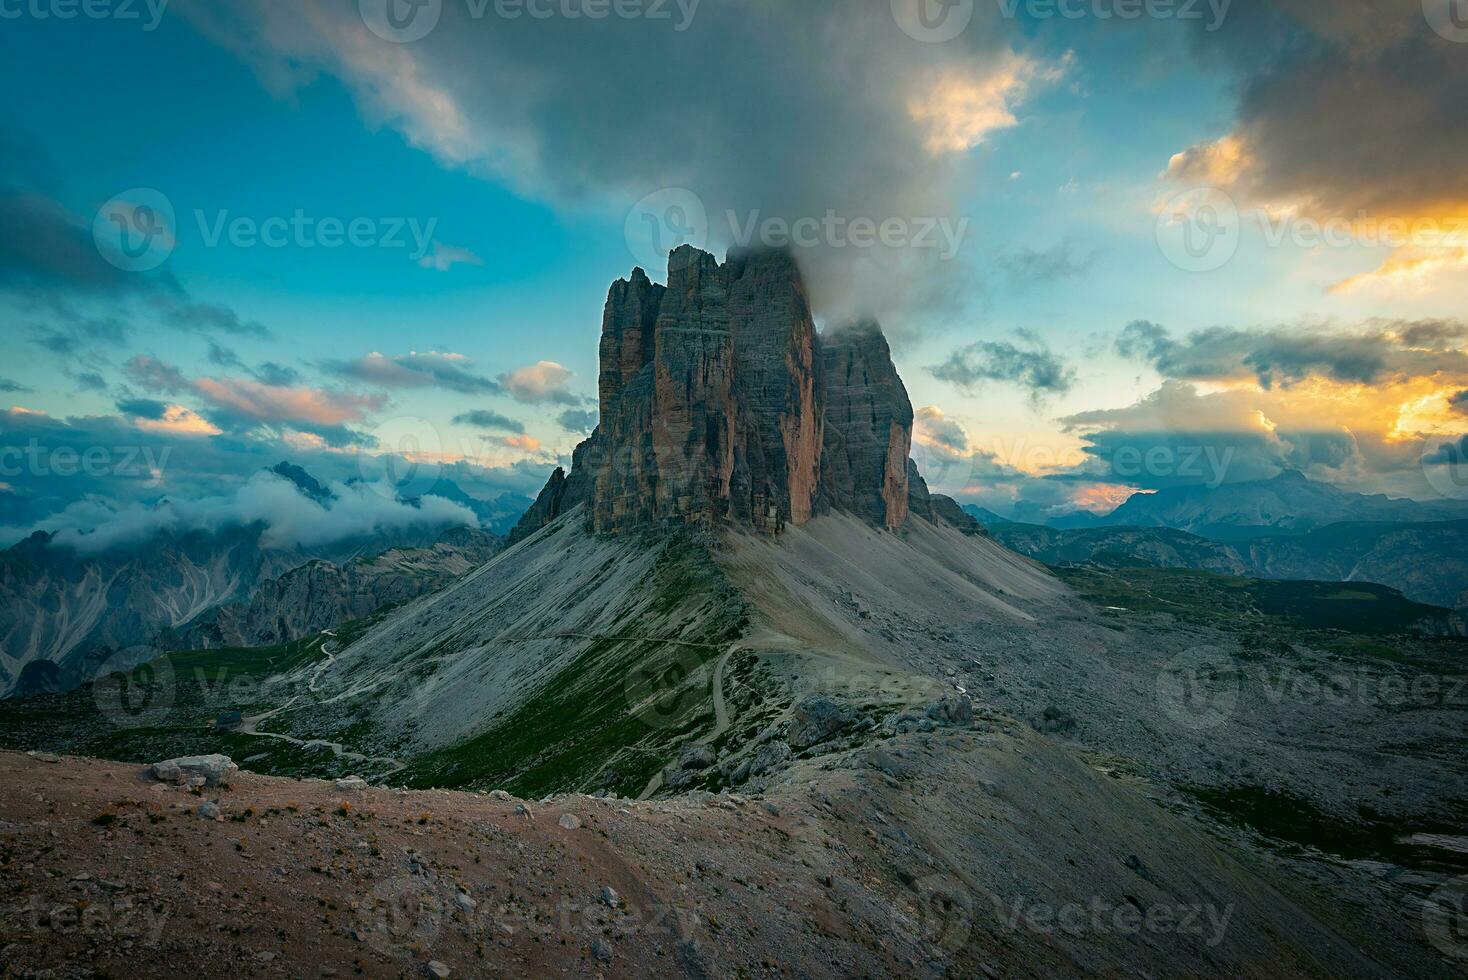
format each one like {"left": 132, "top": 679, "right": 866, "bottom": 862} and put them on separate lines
{"left": 676, "top": 743, "right": 717, "bottom": 771}
{"left": 749, "top": 741, "right": 791, "bottom": 776}
{"left": 198, "top": 802, "right": 221, "bottom": 821}
{"left": 26, "top": 751, "right": 61, "bottom": 764}
{"left": 424, "top": 961, "right": 451, "bottom": 978}
{"left": 787, "top": 695, "right": 855, "bottom": 749}
{"left": 1037, "top": 705, "right": 1078, "bottom": 737}
{"left": 600, "top": 885, "right": 621, "bottom": 908}
{"left": 148, "top": 755, "right": 237, "bottom": 788}
{"left": 558, "top": 813, "right": 582, "bottom": 830}
{"left": 455, "top": 892, "right": 477, "bottom": 913}
{"left": 335, "top": 776, "right": 370, "bottom": 792}
{"left": 514, "top": 803, "right": 533, "bottom": 819}
{"left": 591, "top": 938, "right": 614, "bottom": 963}
{"left": 924, "top": 694, "right": 974, "bottom": 727}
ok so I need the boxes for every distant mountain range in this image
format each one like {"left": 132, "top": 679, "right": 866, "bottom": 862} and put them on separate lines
{"left": 983, "top": 519, "right": 1468, "bottom": 611}
{"left": 968, "top": 471, "right": 1468, "bottom": 539}
{"left": 962, "top": 472, "right": 1468, "bottom": 610}
{"left": 0, "top": 462, "right": 507, "bottom": 699}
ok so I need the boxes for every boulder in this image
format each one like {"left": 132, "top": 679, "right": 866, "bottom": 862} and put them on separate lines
{"left": 148, "top": 754, "right": 237, "bottom": 787}
{"left": 748, "top": 741, "right": 791, "bottom": 776}
{"left": 675, "top": 742, "right": 717, "bottom": 771}
{"left": 924, "top": 695, "right": 974, "bottom": 727}
{"left": 788, "top": 695, "right": 855, "bottom": 749}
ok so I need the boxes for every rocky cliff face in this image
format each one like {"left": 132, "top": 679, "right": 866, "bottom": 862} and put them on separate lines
{"left": 177, "top": 527, "right": 501, "bottom": 650}
{"left": 817, "top": 321, "right": 913, "bottom": 530}
{"left": 514, "top": 246, "right": 965, "bottom": 540}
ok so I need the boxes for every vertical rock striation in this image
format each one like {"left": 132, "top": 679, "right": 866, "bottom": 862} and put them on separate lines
{"left": 512, "top": 246, "right": 969, "bottom": 541}
{"left": 816, "top": 321, "right": 913, "bottom": 530}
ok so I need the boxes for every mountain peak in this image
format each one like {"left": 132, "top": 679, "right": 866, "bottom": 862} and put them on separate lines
{"left": 514, "top": 247, "right": 944, "bottom": 539}
{"left": 269, "top": 461, "right": 332, "bottom": 503}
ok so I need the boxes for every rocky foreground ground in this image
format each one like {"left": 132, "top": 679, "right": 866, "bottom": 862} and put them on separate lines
{"left": 1, "top": 718, "right": 1456, "bottom": 979}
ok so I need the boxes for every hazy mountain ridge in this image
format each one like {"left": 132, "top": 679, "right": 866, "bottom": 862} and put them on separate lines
{"left": 171, "top": 526, "right": 502, "bottom": 652}
{"left": 0, "top": 464, "right": 502, "bottom": 698}
{"left": 985, "top": 518, "right": 1468, "bottom": 611}
{"left": 1001, "top": 470, "right": 1468, "bottom": 540}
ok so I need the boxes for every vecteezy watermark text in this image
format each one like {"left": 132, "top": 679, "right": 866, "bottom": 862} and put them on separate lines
{"left": 625, "top": 187, "right": 969, "bottom": 273}
{"left": 0, "top": 0, "right": 168, "bottom": 30}
{"left": 359, "top": 0, "right": 699, "bottom": 44}
{"left": 195, "top": 210, "right": 438, "bottom": 261}
{"left": 0, "top": 441, "right": 171, "bottom": 486}
{"left": 994, "top": 0, "right": 1231, "bottom": 30}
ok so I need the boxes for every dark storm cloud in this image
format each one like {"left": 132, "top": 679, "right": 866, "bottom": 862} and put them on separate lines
{"left": 0, "top": 192, "right": 147, "bottom": 294}
{"left": 175, "top": 0, "right": 1059, "bottom": 333}
{"left": 116, "top": 397, "right": 170, "bottom": 420}
{"left": 124, "top": 355, "right": 190, "bottom": 394}
{"left": 253, "top": 362, "right": 301, "bottom": 387}
{"left": 1058, "top": 380, "right": 1345, "bottom": 489}
{"left": 1450, "top": 390, "right": 1468, "bottom": 416}
{"left": 556, "top": 408, "right": 598, "bottom": 435}
{"left": 1115, "top": 320, "right": 1468, "bottom": 388}
{"left": 1397, "top": 320, "right": 1468, "bottom": 350}
{"left": 0, "top": 186, "right": 274, "bottom": 356}
{"left": 0, "top": 377, "right": 32, "bottom": 394}
{"left": 452, "top": 409, "right": 525, "bottom": 434}
{"left": 207, "top": 342, "right": 301, "bottom": 387}
{"left": 929, "top": 334, "right": 1076, "bottom": 401}
{"left": 28, "top": 313, "right": 129, "bottom": 356}
{"left": 1174, "top": 1, "right": 1468, "bottom": 219}
{"left": 323, "top": 352, "right": 503, "bottom": 396}
{"left": 995, "top": 238, "right": 1100, "bottom": 288}
{"left": 151, "top": 295, "right": 271, "bottom": 339}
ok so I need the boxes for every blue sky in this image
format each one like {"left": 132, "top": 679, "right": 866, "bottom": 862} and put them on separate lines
{"left": 3, "top": 0, "right": 1466, "bottom": 536}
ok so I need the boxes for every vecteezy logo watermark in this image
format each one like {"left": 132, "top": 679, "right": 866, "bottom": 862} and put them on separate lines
{"left": 359, "top": 874, "right": 446, "bottom": 957}
{"left": 195, "top": 209, "right": 438, "bottom": 262}
{"left": 0, "top": 441, "right": 171, "bottom": 486}
{"left": 361, "top": 0, "right": 700, "bottom": 43}
{"left": 1254, "top": 212, "right": 1468, "bottom": 251}
{"left": 1155, "top": 186, "right": 1239, "bottom": 273}
{"left": 360, "top": 0, "right": 442, "bottom": 43}
{"left": 1156, "top": 646, "right": 1240, "bottom": 730}
{"left": 624, "top": 645, "right": 709, "bottom": 730}
{"left": 625, "top": 188, "right": 970, "bottom": 271}
{"left": 1425, "top": 876, "right": 1468, "bottom": 960}
{"left": 1421, "top": 434, "right": 1468, "bottom": 501}
{"left": 891, "top": 0, "right": 974, "bottom": 42}
{"left": 994, "top": 0, "right": 1231, "bottom": 31}
{"left": 93, "top": 188, "right": 176, "bottom": 273}
{"left": 625, "top": 188, "right": 710, "bottom": 273}
{"left": 92, "top": 651, "right": 176, "bottom": 730}
{"left": 1109, "top": 444, "right": 1235, "bottom": 489}
{"left": 0, "top": 0, "right": 169, "bottom": 30}
{"left": 892, "top": 874, "right": 975, "bottom": 951}
{"left": 15, "top": 895, "right": 170, "bottom": 946}
{"left": 356, "top": 415, "right": 447, "bottom": 500}
{"left": 994, "top": 895, "right": 1235, "bottom": 946}
{"left": 1424, "top": 0, "right": 1468, "bottom": 43}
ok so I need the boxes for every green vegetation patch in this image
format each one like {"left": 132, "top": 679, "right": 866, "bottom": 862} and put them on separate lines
{"left": 1188, "top": 785, "right": 1468, "bottom": 875}
{"left": 1058, "top": 565, "right": 1464, "bottom": 637}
